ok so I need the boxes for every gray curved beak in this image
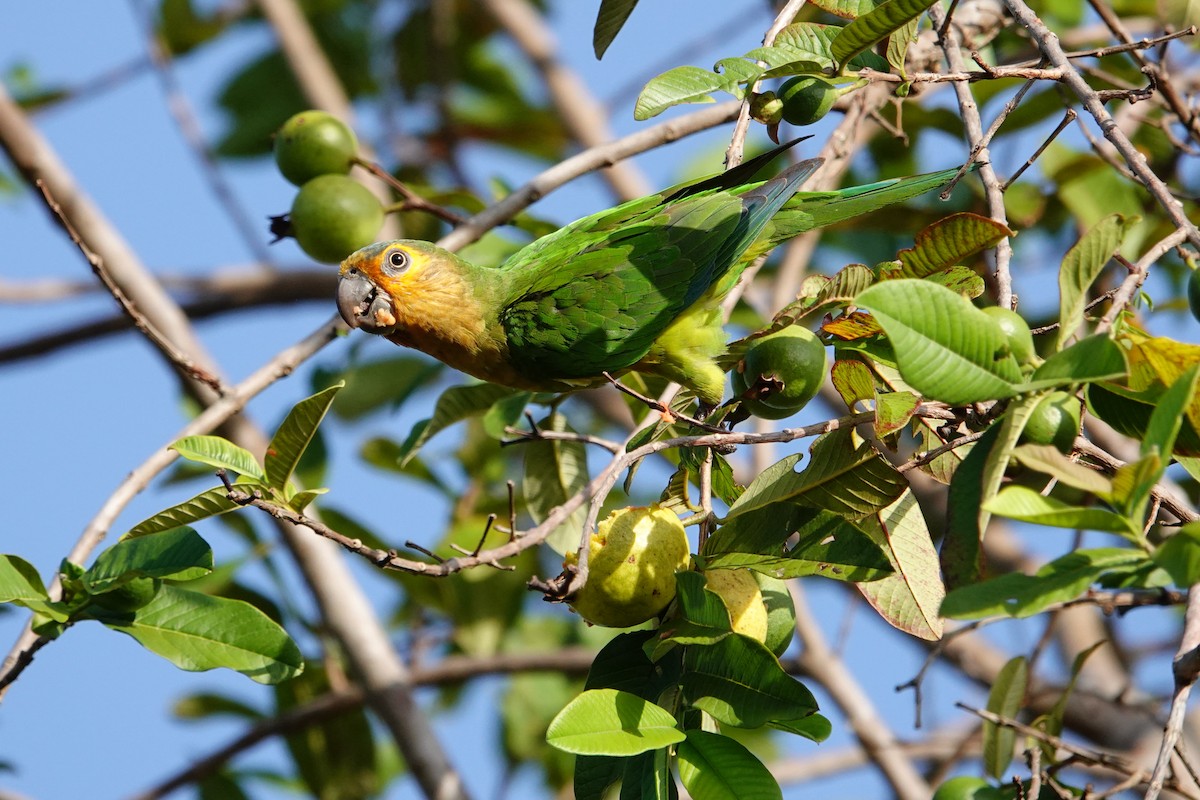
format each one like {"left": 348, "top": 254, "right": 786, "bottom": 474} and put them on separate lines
{"left": 337, "top": 269, "right": 398, "bottom": 334}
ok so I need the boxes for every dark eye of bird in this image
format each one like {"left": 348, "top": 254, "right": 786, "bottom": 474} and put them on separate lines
{"left": 387, "top": 249, "right": 409, "bottom": 272}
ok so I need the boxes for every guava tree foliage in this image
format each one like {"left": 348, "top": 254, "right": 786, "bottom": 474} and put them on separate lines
{"left": 2, "top": 0, "right": 1200, "bottom": 799}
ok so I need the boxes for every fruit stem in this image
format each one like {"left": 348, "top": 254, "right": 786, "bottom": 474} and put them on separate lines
{"left": 353, "top": 156, "right": 469, "bottom": 226}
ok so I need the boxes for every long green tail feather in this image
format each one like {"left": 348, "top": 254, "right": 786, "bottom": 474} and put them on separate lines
{"left": 767, "top": 164, "right": 978, "bottom": 245}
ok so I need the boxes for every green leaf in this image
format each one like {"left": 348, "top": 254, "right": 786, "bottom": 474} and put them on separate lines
{"left": 620, "top": 748, "right": 674, "bottom": 800}
{"left": 275, "top": 663, "right": 379, "bottom": 800}
{"left": 287, "top": 487, "right": 327, "bottom": 513}
{"left": 808, "top": 0, "right": 882, "bottom": 19}
{"left": 982, "top": 486, "right": 1137, "bottom": 536}
{"left": 677, "top": 730, "right": 783, "bottom": 800}
{"left": 546, "top": 689, "right": 684, "bottom": 756}
{"left": 683, "top": 635, "right": 818, "bottom": 727}
{"left": 0, "top": 555, "right": 64, "bottom": 620}
{"left": 1010, "top": 445, "right": 1114, "bottom": 496}
{"left": 264, "top": 384, "right": 342, "bottom": 491}
{"left": 634, "top": 66, "right": 725, "bottom": 120}
{"left": 481, "top": 390, "right": 533, "bottom": 439}
{"left": 856, "top": 490, "right": 945, "bottom": 640}
{"left": 0, "top": 554, "right": 49, "bottom": 604}
{"left": 724, "top": 427, "right": 906, "bottom": 521}
{"left": 665, "top": 571, "right": 734, "bottom": 645}
{"left": 1144, "top": 364, "right": 1200, "bottom": 461}
{"left": 830, "top": 0, "right": 938, "bottom": 69}
{"left": 319, "top": 356, "right": 442, "bottom": 421}
{"left": 941, "top": 548, "right": 1146, "bottom": 619}
{"left": 173, "top": 692, "right": 265, "bottom": 721}
{"left": 84, "top": 527, "right": 213, "bottom": 592}
{"left": 97, "top": 584, "right": 304, "bottom": 684}
{"left": 1153, "top": 522, "right": 1200, "bottom": 586}
{"left": 574, "top": 755, "right": 625, "bottom": 800}
{"left": 396, "top": 383, "right": 523, "bottom": 466}
{"left": 593, "top": 0, "right": 639, "bottom": 58}
{"left": 874, "top": 390, "right": 920, "bottom": 438}
{"left": 1038, "top": 641, "right": 1103, "bottom": 751}
{"left": 883, "top": 213, "right": 1014, "bottom": 280}
{"left": 1110, "top": 454, "right": 1163, "bottom": 525}
{"left": 941, "top": 424, "right": 1002, "bottom": 588}
{"left": 124, "top": 486, "right": 241, "bottom": 539}
{"left": 585, "top": 630, "right": 659, "bottom": 694}
{"left": 769, "top": 713, "right": 833, "bottom": 742}
{"left": 926, "top": 265, "right": 986, "bottom": 298}
{"left": 1112, "top": 365, "right": 1200, "bottom": 523}
{"left": 702, "top": 505, "right": 893, "bottom": 582}
{"left": 855, "top": 279, "right": 1023, "bottom": 405}
{"left": 983, "top": 656, "right": 1027, "bottom": 779}
{"left": 1025, "top": 334, "right": 1127, "bottom": 390}
{"left": 1056, "top": 215, "right": 1129, "bottom": 351}
{"left": 523, "top": 413, "right": 589, "bottom": 555}
{"left": 171, "top": 435, "right": 265, "bottom": 482}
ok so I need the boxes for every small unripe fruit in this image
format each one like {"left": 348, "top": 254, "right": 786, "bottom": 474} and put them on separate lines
{"left": 704, "top": 569, "right": 768, "bottom": 642}
{"left": 92, "top": 577, "right": 161, "bottom": 613}
{"left": 733, "top": 326, "right": 827, "bottom": 419}
{"left": 749, "top": 91, "right": 784, "bottom": 125}
{"left": 565, "top": 506, "right": 691, "bottom": 628}
{"left": 778, "top": 76, "right": 839, "bottom": 126}
{"left": 981, "top": 306, "right": 1036, "bottom": 364}
{"left": 289, "top": 175, "right": 384, "bottom": 263}
{"left": 274, "top": 110, "right": 358, "bottom": 186}
{"left": 1023, "top": 391, "right": 1082, "bottom": 452}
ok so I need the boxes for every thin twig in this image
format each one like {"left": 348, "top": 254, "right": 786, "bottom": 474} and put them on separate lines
{"left": 1145, "top": 582, "right": 1200, "bottom": 800}
{"left": 1095, "top": 227, "right": 1191, "bottom": 332}
{"left": 1002, "top": 0, "right": 1200, "bottom": 251}
{"left": 724, "top": 0, "right": 807, "bottom": 168}
{"left": 792, "top": 581, "right": 931, "bottom": 800}
{"left": 958, "top": 703, "right": 1200, "bottom": 799}
{"left": 928, "top": 2, "right": 1016, "bottom": 307}
{"left": 33, "top": 179, "right": 224, "bottom": 393}
{"left": 435, "top": 102, "right": 741, "bottom": 253}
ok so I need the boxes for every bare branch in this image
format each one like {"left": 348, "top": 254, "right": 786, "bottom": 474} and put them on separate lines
{"left": 792, "top": 582, "right": 932, "bottom": 800}
{"left": 1002, "top": 0, "right": 1200, "bottom": 251}
{"left": 436, "top": 102, "right": 741, "bottom": 253}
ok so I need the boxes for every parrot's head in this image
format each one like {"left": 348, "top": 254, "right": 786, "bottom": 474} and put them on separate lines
{"left": 336, "top": 239, "right": 461, "bottom": 336}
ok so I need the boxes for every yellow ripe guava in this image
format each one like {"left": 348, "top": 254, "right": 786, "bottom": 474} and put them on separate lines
{"left": 704, "top": 568, "right": 768, "bottom": 642}
{"left": 565, "top": 506, "right": 690, "bottom": 628}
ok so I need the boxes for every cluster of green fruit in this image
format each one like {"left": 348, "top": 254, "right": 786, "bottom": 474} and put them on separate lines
{"left": 565, "top": 506, "right": 795, "bottom": 657}
{"left": 750, "top": 76, "right": 861, "bottom": 128}
{"left": 982, "top": 306, "right": 1082, "bottom": 452}
{"left": 732, "top": 325, "right": 828, "bottom": 420}
{"left": 272, "top": 111, "right": 385, "bottom": 263}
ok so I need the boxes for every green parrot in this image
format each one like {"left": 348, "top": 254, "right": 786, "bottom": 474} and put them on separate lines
{"left": 336, "top": 145, "right": 969, "bottom": 406}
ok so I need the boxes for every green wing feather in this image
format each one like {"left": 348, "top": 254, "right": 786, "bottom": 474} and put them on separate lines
{"left": 499, "top": 156, "right": 820, "bottom": 379}
{"left": 764, "top": 165, "right": 974, "bottom": 247}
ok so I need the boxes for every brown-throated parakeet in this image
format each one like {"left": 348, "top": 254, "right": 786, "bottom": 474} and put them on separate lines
{"left": 336, "top": 145, "right": 969, "bottom": 406}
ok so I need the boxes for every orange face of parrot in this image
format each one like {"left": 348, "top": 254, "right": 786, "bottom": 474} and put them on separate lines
{"left": 336, "top": 240, "right": 414, "bottom": 336}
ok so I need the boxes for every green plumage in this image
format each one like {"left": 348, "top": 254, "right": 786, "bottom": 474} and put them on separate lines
{"left": 337, "top": 144, "right": 972, "bottom": 405}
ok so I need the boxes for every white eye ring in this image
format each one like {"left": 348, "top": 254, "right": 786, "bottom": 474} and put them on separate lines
{"left": 387, "top": 249, "right": 410, "bottom": 272}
